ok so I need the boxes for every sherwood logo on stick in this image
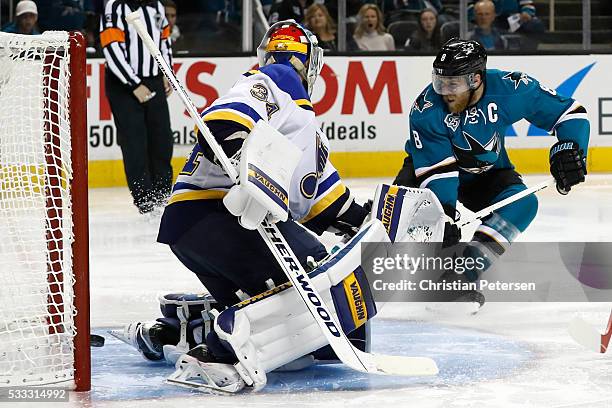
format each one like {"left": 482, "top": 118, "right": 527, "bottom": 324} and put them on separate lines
{"left": 262, "top": 221, "right": 341, "bottom": 338}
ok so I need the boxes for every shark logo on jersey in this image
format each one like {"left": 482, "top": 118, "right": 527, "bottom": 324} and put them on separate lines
{"left": 444, "top": 113, "right": 460, "bottom": 132}
{"left": 502, "top": 71, "right": 532, "bottom": 90}
{"left": 412, "top": 89, "right": 433, "bottom": 113}
{"left": 452, "top": 131, "right": 501, "bottom": 174}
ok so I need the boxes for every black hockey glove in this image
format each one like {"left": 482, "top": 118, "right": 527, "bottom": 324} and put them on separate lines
{"left": 442, "top": 204, "right": 461, "bottom": 248}
{"left": 443, "top": 222, "right": 461, "bottom": 248}
{"left": 393, "top": 155, "right": 418, "bottom": 187}
{"left": 549, "top": 140, "right": 586, "bottom": 195}
{"left": 330, "top": 200, "right": 372, "bottom": 239}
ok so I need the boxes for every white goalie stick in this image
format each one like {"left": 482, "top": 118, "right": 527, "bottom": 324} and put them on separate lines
{"left": 458, "top": 178, "right": 555, "bottom": 228}
{"left": 126, "top": 12, "right": 438, "bottom": 377}
{"left": 568, "top": 309, "right": 612, "bottom": 353}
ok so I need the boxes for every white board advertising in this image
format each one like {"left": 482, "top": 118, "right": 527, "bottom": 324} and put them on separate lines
{"left": 86, "top": 54, "right": 612, "bottom": 163}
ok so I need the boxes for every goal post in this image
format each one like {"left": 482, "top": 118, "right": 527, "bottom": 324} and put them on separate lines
{"left": 0, "top": 31, "right": 90, "bottom": 391}
{"left": 69, "top": 31, "right": 91, "bottom": 393}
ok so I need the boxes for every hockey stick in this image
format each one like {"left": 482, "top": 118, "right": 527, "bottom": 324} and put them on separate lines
{"left": 568, "top": 309, "right": 612, "bottom": 353}
{"left": 126, "top": 12, "right": 438, "bottom": 377}
{"left": 458, "top": 178, "right": 555, "bottom": 228}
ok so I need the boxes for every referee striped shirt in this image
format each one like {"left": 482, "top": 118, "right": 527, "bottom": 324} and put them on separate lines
{"left": 100, "top": 0, "right": 172, "bottom": 89}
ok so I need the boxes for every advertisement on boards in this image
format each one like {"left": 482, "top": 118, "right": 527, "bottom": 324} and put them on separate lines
{"left": 85, "top": 54, "right": 612, "bottom": 183}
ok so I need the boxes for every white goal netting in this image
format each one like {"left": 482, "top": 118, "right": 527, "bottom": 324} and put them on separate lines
{"left": 0, "top": 31, "right": 77, "bottom": 387}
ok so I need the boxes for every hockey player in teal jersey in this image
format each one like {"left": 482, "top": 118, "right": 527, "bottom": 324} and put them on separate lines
{"left": 395, "top": 38, "right": 589, "bottom": 283}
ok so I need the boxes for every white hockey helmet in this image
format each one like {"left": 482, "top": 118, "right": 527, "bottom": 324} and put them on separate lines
{"left": 257, "top": 20, "right": 324, "bottom": 96}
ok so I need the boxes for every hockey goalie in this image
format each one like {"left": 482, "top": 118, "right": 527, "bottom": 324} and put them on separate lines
{"left": 112, "top": 19, "right": 445, "bottom": 393}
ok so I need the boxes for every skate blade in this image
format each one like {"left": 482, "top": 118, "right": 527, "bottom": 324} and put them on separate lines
{"left": 108, "top": 329, "right": 131, "bottom": 345}
{"left": 167, "top": 355, "right": 246, "bottom": 394}
{"left": 166, "top": 377, "right": 243, "bottom": 395}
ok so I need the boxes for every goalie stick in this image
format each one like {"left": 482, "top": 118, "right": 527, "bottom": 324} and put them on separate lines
{"left": 568, "top": 309, "right": 612, "bottom": 353}
{"left": 126, "top": 12, "right": 438, "bottom": 378}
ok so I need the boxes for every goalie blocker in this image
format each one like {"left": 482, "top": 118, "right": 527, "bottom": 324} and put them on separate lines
{"left": 223, "top": 120, "right": 303, "bottom": 230}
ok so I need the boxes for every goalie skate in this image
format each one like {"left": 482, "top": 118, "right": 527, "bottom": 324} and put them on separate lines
{"left": 109, "top": 322, "right": 165, "bottom": 361}
{"left": 167, "top": 346, "right": 245, "bottom": 394}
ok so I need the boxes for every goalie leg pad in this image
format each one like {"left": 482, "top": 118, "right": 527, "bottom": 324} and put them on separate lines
{"left": 212, "top": 219, "right": 389, "bottom": 390}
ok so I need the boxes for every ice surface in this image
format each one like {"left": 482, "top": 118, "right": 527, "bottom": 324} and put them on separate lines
{"left": 83, "top": 175, "right": 612, "bottom": 407}
{"left": 89, "top": 321, "right": 531, "bottom": 400}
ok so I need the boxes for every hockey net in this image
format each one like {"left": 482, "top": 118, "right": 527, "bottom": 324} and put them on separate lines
{"left": 0, "top": 32, "right": 90, "bottom": 390}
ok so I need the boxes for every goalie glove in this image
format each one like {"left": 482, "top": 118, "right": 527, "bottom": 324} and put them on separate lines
{"left": 549, "top": 140, "right": 586, "bottom": 195}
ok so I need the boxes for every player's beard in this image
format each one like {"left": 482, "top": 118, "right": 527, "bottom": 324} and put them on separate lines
{"left": 443, "top": 92, "right": 471, "bottom": 113}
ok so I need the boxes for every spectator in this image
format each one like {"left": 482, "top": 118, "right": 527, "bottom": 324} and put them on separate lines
{"left": 468, "top": 0, "right": 506, "bottom": 51}
{"left": 269, "top": 0, "right": 314, "bottom": 25}
{"left": 100, "top": 0, "right": 174, "bottom": 214}
{"left": 34, "top": 0, "right": 87, "bottom": 32}
{"left": 495, "top": 0, "right": 545, "bottom": 50}
{"left": 1, "top": 0, "right": 40, "bottom": 35}
{"left": 468, "top": 0, "right": 544, "bottom": 35}
{"left": 353, "top": 4, "right": 394, "bottom": 51}
{"left": 304, "top": 4, "right": 338, "bottom": 51}
{"left": 406, "top": 8, "right": 441, "bottom": 52}
{"left": 162, "top": 0, "right": 181, "bottom": 43}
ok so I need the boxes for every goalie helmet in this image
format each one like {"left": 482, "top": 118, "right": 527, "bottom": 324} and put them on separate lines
{"left": 257, "top": 20, "right": 324, "bottom": 96}
{"left": 432, "top": 38, "right": 487, "bottom": 95}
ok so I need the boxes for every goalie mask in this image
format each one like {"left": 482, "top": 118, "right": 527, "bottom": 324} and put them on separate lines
{"left": 257, "top": 20, "right": 324, "bottom": 96}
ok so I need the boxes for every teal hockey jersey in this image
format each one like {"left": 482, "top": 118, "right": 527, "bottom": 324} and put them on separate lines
{"left": 406, "top": 69, "right": 590, "bottom": 209}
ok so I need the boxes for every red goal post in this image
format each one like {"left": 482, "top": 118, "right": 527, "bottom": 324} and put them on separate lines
{"left": 0, "top": 31, "right": 90, "bottom": 391}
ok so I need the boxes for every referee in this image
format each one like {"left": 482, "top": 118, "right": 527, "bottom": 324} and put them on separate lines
{"left": 100, "top": 0, "right": 174, "bottom": 214}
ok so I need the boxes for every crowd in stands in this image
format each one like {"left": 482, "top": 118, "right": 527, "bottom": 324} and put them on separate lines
{"left": 264, "top": 0, "right": 545, "bottom": 52}
{"left": 1, "top": 0, "right": 102, "bottom": 49}
{"left": 0, "top": 0, "right": 604, "bottom": 53}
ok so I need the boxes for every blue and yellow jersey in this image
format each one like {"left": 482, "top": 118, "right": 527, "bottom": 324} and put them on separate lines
{"left": 159, "top": 64, "right": 354, "bottom": 243}
{"left": 406, "top": 69, "right": 590, "bottom": 210}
